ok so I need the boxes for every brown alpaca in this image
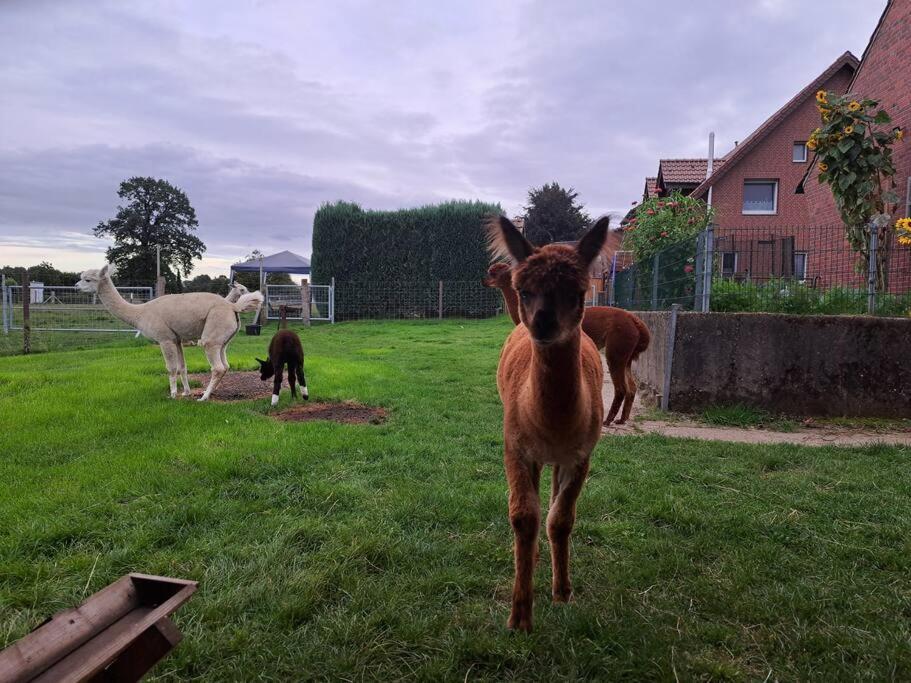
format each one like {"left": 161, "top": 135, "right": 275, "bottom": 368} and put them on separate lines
{"left": 487, "top": 214, "right": 610, "bottom": 632}
{"left": 583, "top": 307, "right": 650, "bottom": 425}
{"left": 482, "top": 262, "right": 520, "bottom": 324}
{"left": 483, "top": 265, "right": 651, "bottom": 425}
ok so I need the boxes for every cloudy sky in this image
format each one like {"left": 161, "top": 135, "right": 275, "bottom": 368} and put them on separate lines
{"left": 0, "top": 0, "right": 884, "bottom": 277}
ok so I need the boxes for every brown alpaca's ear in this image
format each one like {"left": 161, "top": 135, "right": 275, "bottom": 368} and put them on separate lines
{"left": 576, "top": 215, "right": 611, "bottom": 267}
{"left": 486, "top": 215, "right": 535, "bottom": 263}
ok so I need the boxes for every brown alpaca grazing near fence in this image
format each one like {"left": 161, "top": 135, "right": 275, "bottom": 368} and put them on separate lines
{"left": 583, "top": 307, "right": 650, "bottom": 425}
{"left": 487, "top": 214, "right": 610, "bottom": 632}
{"left": 482, "top": 265, "right": 650, "bottom": 425}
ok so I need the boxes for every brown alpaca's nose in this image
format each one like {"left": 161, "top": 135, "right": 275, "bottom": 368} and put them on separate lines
{"left": 530, "top": 309, "right": 558, "bottom": 341}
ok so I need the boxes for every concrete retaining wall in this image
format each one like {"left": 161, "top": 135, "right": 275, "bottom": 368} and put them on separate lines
{"left": 632, "top": 311, "right": 911, "bottom": 417}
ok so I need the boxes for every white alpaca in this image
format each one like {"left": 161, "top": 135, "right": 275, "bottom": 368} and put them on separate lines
{"left": 224, "top": 282, "right": 249, "bottom": 302}
{"left": 76, "top": 264, "right": 263, "bottom": 401}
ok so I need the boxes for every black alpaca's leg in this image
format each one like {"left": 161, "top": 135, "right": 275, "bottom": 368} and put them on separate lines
{"left": 297, "top": 363, "right": 308, "bottom": 400}
{"left": 271, "top": 363, "right": 284, "bottom": 407}
{"left": 288, "top": 362, "right": 299, "bottom": 399}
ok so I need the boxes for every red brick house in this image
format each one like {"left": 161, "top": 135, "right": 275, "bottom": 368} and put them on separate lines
{"left": 690, "top": 52, "right": 858, "bottom": 226}
{"left": 804, "top": 0, "right": 911, "bottom": 291}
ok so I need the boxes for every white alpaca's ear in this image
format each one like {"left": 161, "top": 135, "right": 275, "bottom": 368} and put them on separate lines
{"left": 100, "top": 263, "right": 116, "bottom": 278}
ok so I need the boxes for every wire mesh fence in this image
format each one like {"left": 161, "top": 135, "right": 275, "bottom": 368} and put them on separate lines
{"left": 3, "top": 285, "right": 155, "bottom": 332}
{"left": 332, "top": 280, "right": 502, "bottom": 321}
{"left": 611, "top": 233, "right": 706, "bottom": 311}
{"left": 608, "top": 225, "right": 911, "bottom": 316}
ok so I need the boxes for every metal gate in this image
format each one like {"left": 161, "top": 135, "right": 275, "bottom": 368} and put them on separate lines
{"left": 264, "top": 282, "right": 334, "bottom": 323}
{"left": 1, "top": 284, "right": 154, "bottom": 334}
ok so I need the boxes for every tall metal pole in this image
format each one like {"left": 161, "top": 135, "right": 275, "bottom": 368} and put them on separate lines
{"left": 702, "top": 224, "right": 715, "bottom": 313}
{"left": 867, "top": 226, "right": 878, "bottom": 315}
{"left": 1, "top": 273, "right": 7, "bottom": 335}
{"left": 156, "top": 245, "right": 161, "bottom": 280}
{"left": 21, "top": 268, "right": 30, "bottom": 354}
{"left": 706, "top": 132, "right": 715, "bottom": 208}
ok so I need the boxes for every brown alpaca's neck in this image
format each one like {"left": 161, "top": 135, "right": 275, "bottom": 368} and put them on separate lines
{"left": 498, "top": 285, "right": 520, "bottom": 325}
{"left": 96, "top": 277, "right": 141, "bottom": 327}
{"left": 528, "top": 328, "right": 584, "bottom": 419}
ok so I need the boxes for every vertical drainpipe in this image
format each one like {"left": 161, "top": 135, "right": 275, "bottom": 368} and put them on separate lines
{"left": 706, "top": 131, "right": 715, "bottom": 208}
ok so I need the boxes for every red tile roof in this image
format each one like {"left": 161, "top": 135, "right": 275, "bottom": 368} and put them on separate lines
{"left": 657, "top": 158, "right": 726, "bottom": 186}
{"left": 644, "top": 177, "right": 658, "bottom": 199}
{"left": 690, "top": 51, "right": 859, "bottom": 199}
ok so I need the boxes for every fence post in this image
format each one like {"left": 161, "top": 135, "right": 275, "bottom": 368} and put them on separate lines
{"left": 651, "top": 253, "right": 659, "bottom": 310}
{"left": 330, "top": 277, "right": 335, "bottom": 324}
{"left": 608, "top": 253, "right": 617, "bottom": 306}
{"left": 702, "top": 224, "right": 714, "bottom": 313}
{"left": 661, "top": 304, "right": 681, "bottom": 411}
{"left": 301, "top": 281, "right": 311, "bottom": 327}
{"left": 438, "top": 280, "right": 443, "bottom": 319}
{"left": 155, "top": 276, "right": 166, "bottom": 298}
{"left": 21, "top": 269, "right": 30, "bottom": 354}
{"left": 1, "top": 273, "right": 7, "bottom": 335}
{"left": 867, "top": 225, "right": 878, "bottom": 315}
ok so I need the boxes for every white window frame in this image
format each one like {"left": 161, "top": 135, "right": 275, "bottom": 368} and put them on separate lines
{"left": 721, "top": 251, "right": 738, "bottom": 276}
{"left": 742, "top": 180, "right": 779, "bottom": 215}
{"left": 792, "top": 142, "right": 807, "bottom": 163}
{"left": 793, "top": 251, "right": 808, "bottom": 281}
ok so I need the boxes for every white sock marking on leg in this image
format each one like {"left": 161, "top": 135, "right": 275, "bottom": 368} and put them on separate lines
{"left": 271, "top": 394, "right": 279, "bottom": 407}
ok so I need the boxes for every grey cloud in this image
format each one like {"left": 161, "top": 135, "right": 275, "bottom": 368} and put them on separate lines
{"left": 0, "top": 0, "right": 885, "bottom": 262}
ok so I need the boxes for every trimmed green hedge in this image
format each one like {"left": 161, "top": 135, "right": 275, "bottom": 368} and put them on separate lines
{"left": 311, "top": 200, "right": 503, "bottom": 320}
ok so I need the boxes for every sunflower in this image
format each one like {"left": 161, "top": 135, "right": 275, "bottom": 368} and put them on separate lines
{"left": 896, "top": 128, "right": 905, "bottom": 141}
{"left": 848, "top": 101, "right": 861, "bottom": 112}
{"left": 818, "top": 162, "right": 828, "bottom": 172}
{"left": 816, "top": 90, "right": 828, "bottom": 104}
{"left": 844, "top": 125, "right": 854, "bottom": 135}
{"left": 806, "top": 139, "right": 818, "bottom": 151}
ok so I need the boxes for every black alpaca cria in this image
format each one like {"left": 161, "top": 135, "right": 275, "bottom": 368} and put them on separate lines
{"left": 257, "top": 322, "right": 308, "bottom": 406}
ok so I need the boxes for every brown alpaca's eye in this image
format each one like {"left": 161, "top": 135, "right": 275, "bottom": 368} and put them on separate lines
{"left": 519, "top": 290, "right": 531, "bottom": 303}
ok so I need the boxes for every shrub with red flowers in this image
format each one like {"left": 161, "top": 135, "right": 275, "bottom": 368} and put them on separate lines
{"left": 624, "top": 191, "right": 713, "bottom": 262}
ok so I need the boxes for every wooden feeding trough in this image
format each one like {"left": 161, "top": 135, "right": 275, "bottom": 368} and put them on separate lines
{"left": 0, "top": 573, "right": 197, "bottom": 683}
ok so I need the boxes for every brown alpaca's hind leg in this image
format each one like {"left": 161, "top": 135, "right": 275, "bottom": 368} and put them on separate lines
{"left": 505, "top": 454, "right": 541, "bottom": 632}
{"left": 620, "top": 363, "right": 637, "bottom": 423}
{"left": 604, "top": 359, "right": 627, "bottom": 425}
{"left": 548, "top": 460, "right": 589, "bottom": 603}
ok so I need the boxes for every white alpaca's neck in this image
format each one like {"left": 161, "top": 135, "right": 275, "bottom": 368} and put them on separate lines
{"left": 96, "top": 277, "right": 142, "bottom": 327}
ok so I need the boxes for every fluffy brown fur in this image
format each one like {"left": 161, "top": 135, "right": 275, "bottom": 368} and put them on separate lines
{"left": 482, "top": 262, "right": 520, "bottom": 324}
{"left": 580, "top": 307, "right": 651, "bottom": 424}
{"left": 487, "top": 214, "right": 610, "bottom": 632}
{"left": 483, "top": 261, "right": 651, "bottom": 425}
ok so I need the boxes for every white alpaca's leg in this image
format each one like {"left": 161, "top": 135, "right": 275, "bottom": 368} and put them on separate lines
{"left": 177, "top": 344, "right": 191, "bottom": 396}
{"left": 159, "top": 341, "right": 180, "bottom": 399}
{"left": 198, "top": 343, "right": 227, "bottom": 402}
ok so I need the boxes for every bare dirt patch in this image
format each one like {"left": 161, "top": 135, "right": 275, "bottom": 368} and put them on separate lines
{"left": 188, "top": 371, "right": 271, "bottom": 401}
{"left": 273, "top": 401, "right": 387, "bottom": 425}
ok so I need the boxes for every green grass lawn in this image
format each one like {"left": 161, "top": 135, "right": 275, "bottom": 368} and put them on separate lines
{"left": 2, "top": 318, "right": 911, "bottom": 681}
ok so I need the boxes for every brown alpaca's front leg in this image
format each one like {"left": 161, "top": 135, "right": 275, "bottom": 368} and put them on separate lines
{"left": 547, "top": 460, "right": 589, "bottom": 603}
{"left": 505, "top": 454, "right": 541, "bottom": 632}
